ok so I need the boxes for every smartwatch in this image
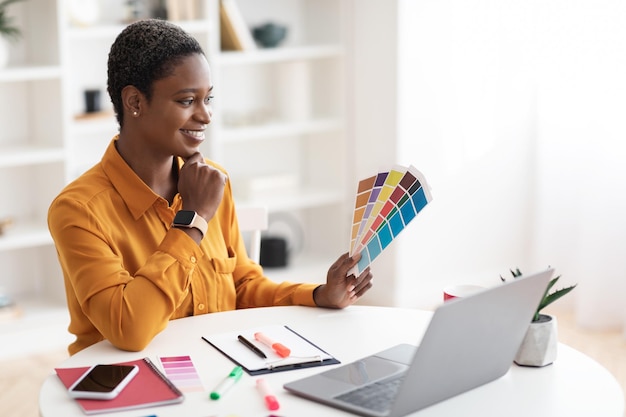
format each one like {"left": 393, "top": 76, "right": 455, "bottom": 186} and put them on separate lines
{"left": 172, "top": 210, "right": 208, "bottom": 237}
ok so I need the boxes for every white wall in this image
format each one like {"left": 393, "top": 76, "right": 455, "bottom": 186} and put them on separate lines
{"left": 350, "top": 1, "right": 401, "bottom": 306}
{"left": 353, "top": 0, "right": 626, "bottom": 332}
{"left": 353, "top": 0, "right": 537, "bottom": 309}
{"left": 529, "top": 0, "right": 626, "bottom": 330}
{"left": 395, "top": 0, "right": 540, "bottom": 309}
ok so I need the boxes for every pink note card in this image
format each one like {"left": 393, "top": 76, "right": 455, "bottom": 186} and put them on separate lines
{"left": 158, "top": 355, "right": 204, "bottom": 393}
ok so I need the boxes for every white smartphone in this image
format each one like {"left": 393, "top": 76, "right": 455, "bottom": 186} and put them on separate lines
{"left": 68, "top": 364, "right": 139, "bottom": 400}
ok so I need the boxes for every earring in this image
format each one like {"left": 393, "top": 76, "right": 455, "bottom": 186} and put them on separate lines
{"left": 133, "top": 111, "right": 138, "bottom": 116}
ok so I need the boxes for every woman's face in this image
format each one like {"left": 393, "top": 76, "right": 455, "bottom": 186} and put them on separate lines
{"left": 138, "top": 53, "right": 213, "bottom": 160}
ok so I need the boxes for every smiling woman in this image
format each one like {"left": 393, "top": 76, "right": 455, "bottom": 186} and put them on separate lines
{"left": 46, "top": 19, "right": 373, "bottom": 357}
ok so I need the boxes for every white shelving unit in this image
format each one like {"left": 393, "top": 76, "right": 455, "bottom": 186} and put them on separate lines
{"left": 213, "top": 0, "right": 351, "bottom": 284}
{"left": 0, "top": 0, "right": 351, "bottom": 356}
{"left": 0, "top": 0, "right": 68, "bottom": 356}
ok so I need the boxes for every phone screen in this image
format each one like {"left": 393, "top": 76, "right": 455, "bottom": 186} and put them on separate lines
{"left": 69, "top": 364, "right": 138, "bottom": 399}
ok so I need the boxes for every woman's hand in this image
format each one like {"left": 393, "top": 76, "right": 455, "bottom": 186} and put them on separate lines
{"left": 314, "top": 252, "right": 373, "bottom": 308}
{"left": 177, "top": 152, "right": 227, "bottom": 221}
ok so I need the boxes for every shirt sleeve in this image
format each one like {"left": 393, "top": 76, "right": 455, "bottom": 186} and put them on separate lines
{"left": 233, "top": 260, "right": 320, "bottom": 308}
{"left": 48, "top": 196, "right": 201, "bottom": 352}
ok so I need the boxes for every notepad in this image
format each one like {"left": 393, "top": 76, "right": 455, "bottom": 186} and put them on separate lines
{"left": 55, "top": 357, "right": 184, "bottom": 415}
{"left": 202, "top": 324, "right": 340, "bottom": 375}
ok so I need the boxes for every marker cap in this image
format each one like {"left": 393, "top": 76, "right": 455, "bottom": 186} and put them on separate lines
{"left": 272, "top": 343, "right": 291, "bottom": 358}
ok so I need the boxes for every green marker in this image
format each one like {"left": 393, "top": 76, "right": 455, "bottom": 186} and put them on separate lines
{"left": 210, "top": 366, "right": 243, "bottom": 400}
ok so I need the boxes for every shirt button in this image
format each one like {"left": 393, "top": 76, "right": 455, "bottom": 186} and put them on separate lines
{"left": 198, "top": 303, "right": 205, "bottom": 311}
{"left": 190, "top": 256, "right": 197, "bottom": 263}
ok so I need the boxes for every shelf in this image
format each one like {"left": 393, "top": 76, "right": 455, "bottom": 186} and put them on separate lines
{"left": 0, "top": 66, "right": 62, "bottom": 83}
{"left": 221, "top": 117, "right": 344, "bottom": 142}
{"left": 239, "top": 186, "right": 345, "bottom": 212}
{"left": 0, "top": 145, "right": 65, "bottom": 168}
{"left": 66, "top": 19, "right": 214, "bottom": 41}
{"left": 71, "top": 112, "right": 118, "bottom": 135}
{"left": 263, "top": 253, "right": 335, "bottom": 284}
{"left": 218, "top": 44, "right": 344, "bottom": 65}
{"left": 0, "top": 222, "right": 53, "bottom": 252}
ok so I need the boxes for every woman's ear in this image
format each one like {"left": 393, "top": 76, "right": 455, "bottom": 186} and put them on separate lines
{"left": 121, "top": 85, "right": 142, "bottom": 118}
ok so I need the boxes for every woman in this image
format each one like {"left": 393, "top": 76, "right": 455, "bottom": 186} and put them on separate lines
{"left": 48, "top": 19, "right": 372, "bottom": 355}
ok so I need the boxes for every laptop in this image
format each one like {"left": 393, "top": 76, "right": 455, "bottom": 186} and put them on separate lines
{"left": 283, "top": 268, "right": 553, "bottom": 417}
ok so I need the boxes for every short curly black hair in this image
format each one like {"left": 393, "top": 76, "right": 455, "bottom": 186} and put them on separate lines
{"left": 107, "top": 19, "right": 205, "bottom": 127}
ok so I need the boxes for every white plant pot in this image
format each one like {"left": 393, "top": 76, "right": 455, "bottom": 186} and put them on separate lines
{"left": 514, "top": 314, "right": 558, "bottom": 367}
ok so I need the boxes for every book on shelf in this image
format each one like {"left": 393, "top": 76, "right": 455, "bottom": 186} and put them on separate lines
{"left": 165, "top": 0, "right": 198, "bottom": 21}
{"left": 55, "top": 357, "right": 184, "bottom": 415}
{"left": 202, "top": 324, "right": 339, "bottom": 375}
{"left": 219, "top": 0, "right": 257, "bottom": 51}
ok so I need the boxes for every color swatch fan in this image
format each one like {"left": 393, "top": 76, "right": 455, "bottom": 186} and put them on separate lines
{"left": 349, "top": 165, "right": 432, "bottom": 275}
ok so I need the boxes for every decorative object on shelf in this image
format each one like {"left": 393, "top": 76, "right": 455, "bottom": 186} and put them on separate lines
{"left": 151, "top": 0, "right": 167, "bottom": 20}
{"left": 501, "top": 267, "right": 577, "bottom": 367}
{"left": 259, "top": 237, "right": 287, "bottom": 267}
{"left": 252, "top": 22, "right": 288, "bottom": 48}
{"left": 123, "top": 0, "right": 144, "bottom": 22}
{"left": 0, "top": 0, "right": 26, "bottom": 68}
{"left": 0, "top": 216, "right": 13, "bottom": 235}
{"left": 67, "top": 0, "right": 100, "bottom": 27}
{"left": 84, "top": 88, "right": 101, "bottom": 113}
{"left": 219, "top": 0, "right": 256, "bottom": 51}
{"left": 259, "top": 212, "right": 304, "bottom": 269}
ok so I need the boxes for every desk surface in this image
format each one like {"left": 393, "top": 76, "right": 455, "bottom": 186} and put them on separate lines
{"left": 39, "top": 305, "right": 625, "bottom": 417}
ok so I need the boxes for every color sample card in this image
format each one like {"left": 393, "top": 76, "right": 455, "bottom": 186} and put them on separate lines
{"left": 158, "top": 355, "right": 204, "bottom": 393}
{"left": 349, "top": 165, "right": 432, "bottom": 276}
{"left": 352, "top": 166, "right": 406, "bottom": 255}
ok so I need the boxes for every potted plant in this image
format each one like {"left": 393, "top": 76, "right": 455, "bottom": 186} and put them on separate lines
{"left": 501, "top": 268, "right": 577, "bottom": 367}
{"left": 0, "top": 0, "right": 25, "bottom": 68}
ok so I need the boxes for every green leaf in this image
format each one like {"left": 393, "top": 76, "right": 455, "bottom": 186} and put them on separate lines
{"left": 0, "top": 0, "right": 25, "bottom": 41}
{"left": 502, "top": 268, "right": 576, "bottom": 322}
{"left": 535, "top": 284, "right": 577, "bottom": 320}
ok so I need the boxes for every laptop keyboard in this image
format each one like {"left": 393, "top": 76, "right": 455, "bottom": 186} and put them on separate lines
{"left": 335, "top": 375, "right": 405, "bottom": 413}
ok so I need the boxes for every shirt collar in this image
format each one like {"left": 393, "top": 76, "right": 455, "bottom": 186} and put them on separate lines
{"left": 101, "top": 137, "right": 167, "bottom": 220}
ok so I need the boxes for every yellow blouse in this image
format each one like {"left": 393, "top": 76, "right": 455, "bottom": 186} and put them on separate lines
{"left": 48, "top": 138, "right": 317, "bottom": 355}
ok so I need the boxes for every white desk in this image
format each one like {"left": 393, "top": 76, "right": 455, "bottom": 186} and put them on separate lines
{"left": 39, "top": 305, "right": 625, "bottom": 417}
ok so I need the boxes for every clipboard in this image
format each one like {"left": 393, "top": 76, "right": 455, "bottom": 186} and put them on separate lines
{"left": 202, "top": 324, "right": 340, "bottom": 375}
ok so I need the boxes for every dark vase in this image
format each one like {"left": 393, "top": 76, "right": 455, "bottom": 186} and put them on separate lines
{"left": 252, "top": 23, "right": 288, "bottom": 48}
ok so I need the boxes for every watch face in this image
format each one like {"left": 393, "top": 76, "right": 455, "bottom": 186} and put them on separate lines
{"left": 174, "top": 210, "right": 195, "bottom": 225}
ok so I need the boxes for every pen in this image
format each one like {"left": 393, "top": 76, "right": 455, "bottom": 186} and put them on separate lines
{"left": 238, "top": 334, "right": 267, "bottom": 359}
{"left": 254, "top": 332, "right": 291, "bottom": 358}
{"left": 210, "top": 366, "right": 243, "bottom": 400}
{"left": 256, "top": 378, "right": 280, "bottom": 411}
